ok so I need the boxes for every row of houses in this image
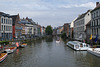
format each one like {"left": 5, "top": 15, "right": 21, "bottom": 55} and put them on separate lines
{"left": 0, "top": 12, "right": 46, "bottom": 41}
{"left": 73, "top": 2, "right": 100, "bottom": 43}
{"left": 54, "top": 2, "right": 100, "bottom": 44}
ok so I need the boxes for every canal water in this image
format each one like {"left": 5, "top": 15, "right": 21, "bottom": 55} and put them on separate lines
{"left": 0, "top": 37, "right": 100, "bottom": 67}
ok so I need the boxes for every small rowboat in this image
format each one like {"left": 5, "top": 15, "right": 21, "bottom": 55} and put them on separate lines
{"left": 4, "top": 47, "right": 17, "bottom": 54}
{"left": 20, "top": 43, "right": 27, "bottom": 48}
{"left": 0, "top": 53, "right": 7, "bottom": 63}
{"left": 56, "top": 40, "right": 60, "bottom": 43}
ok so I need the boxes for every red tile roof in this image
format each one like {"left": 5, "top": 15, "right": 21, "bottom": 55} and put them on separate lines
{"left": 91, "top": 3, "right": 100, "bottom": 12}
{"left": 95, "top": 4, "right": 100, "bottom": 9}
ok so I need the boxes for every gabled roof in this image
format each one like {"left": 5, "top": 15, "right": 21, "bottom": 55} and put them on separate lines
{"left": 91, "top": 3, "right": 100, "bottom": 12}
{"left": 75, "top": 10, "right": 91, "bottom": 22}
{"left": 10, "top": 15, "right": 18, "bottom": 25}
{"left": 10, "top": 14, "right": 20, "bottom": 25}
{"left": 0, "top": 12, "right": 11, "bottom": 17}
{"left": 25, "top": 17, "right": 36, "bottom": 25}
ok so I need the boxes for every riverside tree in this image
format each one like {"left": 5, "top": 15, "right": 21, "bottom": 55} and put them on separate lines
{"left": 45, "top": 25, "right": 53, "bottom": 35}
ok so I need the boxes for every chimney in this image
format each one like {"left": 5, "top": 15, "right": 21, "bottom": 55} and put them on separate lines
{"left": 96, "top": 2, "right": 99, "bottom": 6}
{"left": 26, "top": 17, "right": 28, "bottom": 20}
{"left": 23, "top": 17, "right": 24, "bottom": 19}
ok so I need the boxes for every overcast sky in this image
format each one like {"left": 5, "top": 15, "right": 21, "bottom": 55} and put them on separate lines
{"left": 0, "top": 0, "right": 99, "bottom": 27}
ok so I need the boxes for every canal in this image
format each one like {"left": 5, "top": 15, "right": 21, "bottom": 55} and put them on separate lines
{"left": 0, "top": 37, "right": 100, "bottom": 67}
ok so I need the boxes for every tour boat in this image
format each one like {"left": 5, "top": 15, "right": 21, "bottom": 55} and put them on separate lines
{"left": 20, "top": 43, "right": 27, "bottom": 48}
{"left": 4, "top": 47, "right": 17, "bottom": 54}
{"left": 56, "top": 40, "right": 60, "bottom": 43}
{"left": 0, "top": 53, "right": 7, "bottom": 63}
{"left": 87, "top": 48, "right": 100, "bottom": 57}
{"left": 66, "top": 41, "right": 90, "bottom": 51}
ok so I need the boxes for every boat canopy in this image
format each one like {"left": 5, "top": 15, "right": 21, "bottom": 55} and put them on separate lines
{"left": 68, "top": 41, "right": 79, "bottom": 46}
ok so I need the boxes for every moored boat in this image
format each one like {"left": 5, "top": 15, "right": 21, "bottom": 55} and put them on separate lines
{"left": 16, "top": 42, "right": 20, "bottom": 48}
{"left": 87, "top": 48, "right": 100, "bottom": 57}
{"left": 56, "top": 40, "right": 60, "bottom": 43}
{"left": 0, "top": 53, "right": 7, "bottom": 63}
{"left": 66, "top": 41, "right": 90, "bottom": 51}
{"left": 4, "top": 47, "right": 17, "bottom": 54}
{"left": 20, "top": 43, "right": 27, "bottom": 48}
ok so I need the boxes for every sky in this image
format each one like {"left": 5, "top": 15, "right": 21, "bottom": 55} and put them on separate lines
{"left": 0, "top": 0, "right": 100, "bottom": 27}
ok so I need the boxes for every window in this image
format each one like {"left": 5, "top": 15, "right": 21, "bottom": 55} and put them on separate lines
{"left": 92, "top": 29, "right": 93, "bottom": 35}
{"left": 98, "top": 19, "right": 100, "bottom": 25}
{"left": 6, "top": 26, "right": 7, "bottom": 31}
{"left": 2, "top": 25, "right": 3, "bottom": 31}
{"left": 8, "top": 19, "right": 9, "bottom": 24}
{"left": 96, "top": 11, "right": 98, "bottom": 17}
{"left": 99, "top": 28, "right": 100, "bottom": 35}
{"left": 91, "top": 21, "right": 92, "bottom": 26}
{"left": 97, "top": 19, "right": 98, "bottom": 26}
{"left": 95, "top": 20, "right": 97, "bottom": 26}
{"left": 9, "top": 20, "right": 11, "bottom": 24}
{"left": 6, "top": 19, "right": 7, "bottom": 24}
{"left": 92, "top": 21, "right": 94, "bottom": 26}
{"left": 94, "top": 13, "right": 95, "bottom": 18}
{"left": 97, "top": 28, "right": 98, "bottom": 35}
{"left": 1, "top": 18, "right": 3, "bottom": 23}
{"left": 4, "top": 19, "right": 5, "bottom": 23}
{"left": 4, "top": 26, "right": 5, "bottom": 30}
{"left": 92, "top": 14, "right": 93, "bottom": 18}
{"left": 94, "top": 20, "right": 95, "bottom": 26}
{"left": 8, "top": 26, "right": 9, "bottom": 31}
{"left": 10, "top": 20, "right": 12, "bottom": 24}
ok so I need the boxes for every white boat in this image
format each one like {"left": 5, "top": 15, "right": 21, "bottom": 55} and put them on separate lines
{"left": 66, "top": 41, "right": 90, "bottom": 51}
{"left": 56, "top": 40, "right": 60, "bottom": 43}
{"left": 4, "top": 47, "right": 17, "bottom": 54}
{"left": 87, "top": 48, "right": 100, "bottom": 57}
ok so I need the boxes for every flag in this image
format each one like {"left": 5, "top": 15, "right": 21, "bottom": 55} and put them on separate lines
{"left": 95, "top": 35, "right": 98, "bottom": 42}
{"left": 90, "top": 34, "right": 92, "bottom": 40}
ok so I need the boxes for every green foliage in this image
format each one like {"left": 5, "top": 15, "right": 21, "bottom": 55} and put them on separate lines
{"left": 0, "top": 41, "right": 9, "bottom": 44}
{"left": 45, "top": 25, "right": 53, "bottom": 35}
{"left": 61, "top": 32, "right": 67, "bottom": 39}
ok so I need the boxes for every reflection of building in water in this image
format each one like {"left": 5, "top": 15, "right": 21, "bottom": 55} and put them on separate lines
{"left": 16, "top": 49, "right": 19, "bottom": 55}
{"left": 73, "top": 51, "right": 87, "bottom": 57}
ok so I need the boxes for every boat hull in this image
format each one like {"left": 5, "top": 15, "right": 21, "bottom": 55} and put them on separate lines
{"left": 20, "top": 43, "right": 27, "bottom": 48}
{"left": 87, "top": 48, "right": 100, "bottom": 57}
{"left": 0, "top": 53, "right": 7, "bottom": 63}
{"left": 56, "top": 41, "right": 60, "bottom": 43}
{"left": 4, "top": 47, "right": 17, "bottom": 54}
{"left": 66, "top": 41, "right": 89, "bottom": 51}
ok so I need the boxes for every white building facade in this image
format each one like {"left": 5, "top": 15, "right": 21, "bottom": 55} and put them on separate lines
{"left": 0, "top": 12, "right": 12, "bottom": 40}
{"left": 74, "top": 10, "right": 91, "bottom": 40}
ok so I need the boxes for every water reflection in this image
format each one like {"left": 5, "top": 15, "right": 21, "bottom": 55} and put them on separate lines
{"left": 45, "top": 36, "right": 53, "bottom": 42}
{"left": 16, "top": 49, "right": 19, "bottom": 55}
{"left": 0, "top": 38, "right": 100, "bottom": 67}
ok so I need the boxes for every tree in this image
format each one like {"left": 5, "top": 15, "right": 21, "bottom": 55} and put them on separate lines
{"left": 45, "top": 25, "right": 53, "bottom": 35}
{"left": 61, "top": 32, "right": 67, "bottom": 39}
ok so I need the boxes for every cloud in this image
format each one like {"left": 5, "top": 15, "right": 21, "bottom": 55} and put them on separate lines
{"left": 80, "top": 2, "right": 95, "bottom": 8}
{"left": 0, "top": 0, "right": 98, "bottom": 27}
{"left": 60, "top": 2, "right": 95, "bottom": 9}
